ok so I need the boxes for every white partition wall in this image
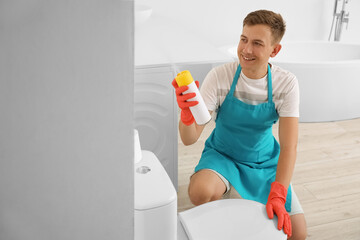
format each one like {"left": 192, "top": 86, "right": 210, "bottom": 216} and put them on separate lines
{"left": 0, "top": 1, "right": 134, "bottom": 239}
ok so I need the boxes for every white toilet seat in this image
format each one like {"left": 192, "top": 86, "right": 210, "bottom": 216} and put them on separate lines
{"left": 177, "top": 217, "right": 189, "bottom": 240}
{"left": 178, "top": 199, "right": 286, "bottom": 240}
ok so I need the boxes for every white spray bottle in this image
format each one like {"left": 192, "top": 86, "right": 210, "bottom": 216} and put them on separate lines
{"left": 175, "top": 70, "right": 211, "bottom": 125}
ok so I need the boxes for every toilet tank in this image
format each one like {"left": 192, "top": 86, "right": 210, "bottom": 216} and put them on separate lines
{"left": 134, "top": 150, "right": 177, "bottom": 240}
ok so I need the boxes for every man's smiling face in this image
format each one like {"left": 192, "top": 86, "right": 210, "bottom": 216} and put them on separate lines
{"left": 237, "top": 24, "right": 281, "bottom": 78}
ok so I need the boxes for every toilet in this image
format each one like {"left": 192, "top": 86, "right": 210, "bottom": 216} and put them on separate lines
{"left": 134, "top": 130, "right": 286, "bottom": 240}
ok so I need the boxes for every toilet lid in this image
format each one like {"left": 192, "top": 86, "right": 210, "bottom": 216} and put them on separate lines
{"left": 178, "top": 199, "right": 286, "bottom": 240}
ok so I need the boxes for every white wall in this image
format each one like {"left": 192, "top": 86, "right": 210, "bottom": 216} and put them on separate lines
{"left": 0, "top": 1, "right": 134, "bottom": 239}
{"left": 138, "top": 0, "right": 360, "bottom": 46}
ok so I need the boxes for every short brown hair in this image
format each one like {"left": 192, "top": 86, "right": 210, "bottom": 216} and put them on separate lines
{"left": 243, "top": 10, "right": 286, "bottom": 44}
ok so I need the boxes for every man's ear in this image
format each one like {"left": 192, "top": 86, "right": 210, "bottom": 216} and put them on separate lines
{"left": 270, "top": 44, "right": 282, "bottom": 58}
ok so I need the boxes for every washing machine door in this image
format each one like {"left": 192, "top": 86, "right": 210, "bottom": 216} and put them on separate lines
{"left": 178, "top": 199, "right": 287, "bottom": 240}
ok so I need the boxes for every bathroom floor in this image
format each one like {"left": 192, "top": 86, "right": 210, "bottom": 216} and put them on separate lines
{"left": 177, "top": 117, "right": 360, "bottom": 240}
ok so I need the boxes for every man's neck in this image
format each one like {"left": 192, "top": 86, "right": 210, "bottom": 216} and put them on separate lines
{"left": 242, "top": 64, "right": 269, "bottom": 79}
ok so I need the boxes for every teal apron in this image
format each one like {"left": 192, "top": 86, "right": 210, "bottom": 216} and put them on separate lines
{"left": 195, "top": 64, "right": 292, "bottom": 212}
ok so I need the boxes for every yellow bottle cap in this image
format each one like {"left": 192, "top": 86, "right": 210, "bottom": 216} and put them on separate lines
{"left": 175, "top": 70, "right": 194, "bottom": 87}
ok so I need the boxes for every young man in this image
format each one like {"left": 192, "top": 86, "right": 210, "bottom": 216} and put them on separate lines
{"left": 172, "top": 10, "right": 307, "bottom": 239}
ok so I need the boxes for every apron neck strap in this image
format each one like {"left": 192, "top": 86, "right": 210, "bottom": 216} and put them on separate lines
{"left": 267, "top": 64, "right": 273, "bottom": 104}
{"left": 229, "top": 64, "right": 242, "bottom": 96}
{"left": 230, "top": 64, "right": 273, "bottom": 104}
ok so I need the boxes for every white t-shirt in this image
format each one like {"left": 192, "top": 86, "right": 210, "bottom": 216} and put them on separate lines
{"left": 200, "top": 61, "right": 300, "bottom": 118}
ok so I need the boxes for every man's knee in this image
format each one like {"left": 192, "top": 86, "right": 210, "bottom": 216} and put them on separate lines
{"left": 188, "top": 179, "right": 224, "bottom": 205}
{"left": 188, "top": 169, "right": 226, "bottom": 206}
{"left": 289, "top": 214, "right": 307, "bottom": 240}
{"left": 289, "top": 230, "right": 307, "bottom": 240}
{"left": 188, "top": 183, "right": 219, "bottom": 206}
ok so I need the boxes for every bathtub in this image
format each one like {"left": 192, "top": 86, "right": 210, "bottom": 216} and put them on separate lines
{"left": 224, "top": 41, "right": 360, "bottom": 122}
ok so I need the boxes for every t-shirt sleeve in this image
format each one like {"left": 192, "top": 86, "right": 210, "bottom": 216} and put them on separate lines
{"left": 200, "top": 68, "right": 219, "bottom": 112}
{"left": 278, "top": 76, "right": 300, "bottom": 118}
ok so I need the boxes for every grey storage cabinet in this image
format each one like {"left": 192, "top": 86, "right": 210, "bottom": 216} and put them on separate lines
{"left": 134, "top": 66, "right": 178, "bottom": 188}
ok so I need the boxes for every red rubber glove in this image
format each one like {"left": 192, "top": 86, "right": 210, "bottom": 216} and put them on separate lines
{"left": 266, "top": 181, "right": 292, "bottom": 238}
{"left": 171, "top": 79, "right": 199, "bottom": 126}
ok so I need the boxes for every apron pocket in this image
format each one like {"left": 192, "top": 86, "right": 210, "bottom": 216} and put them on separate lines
{"left": 212, "top": 134, "right": 235, "bottom": 158}
{"left": 235, "top": 149, "right": 259, "bottom": 163}
{"left": 213, "top": 134, "right": 260, "bottom": 163}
